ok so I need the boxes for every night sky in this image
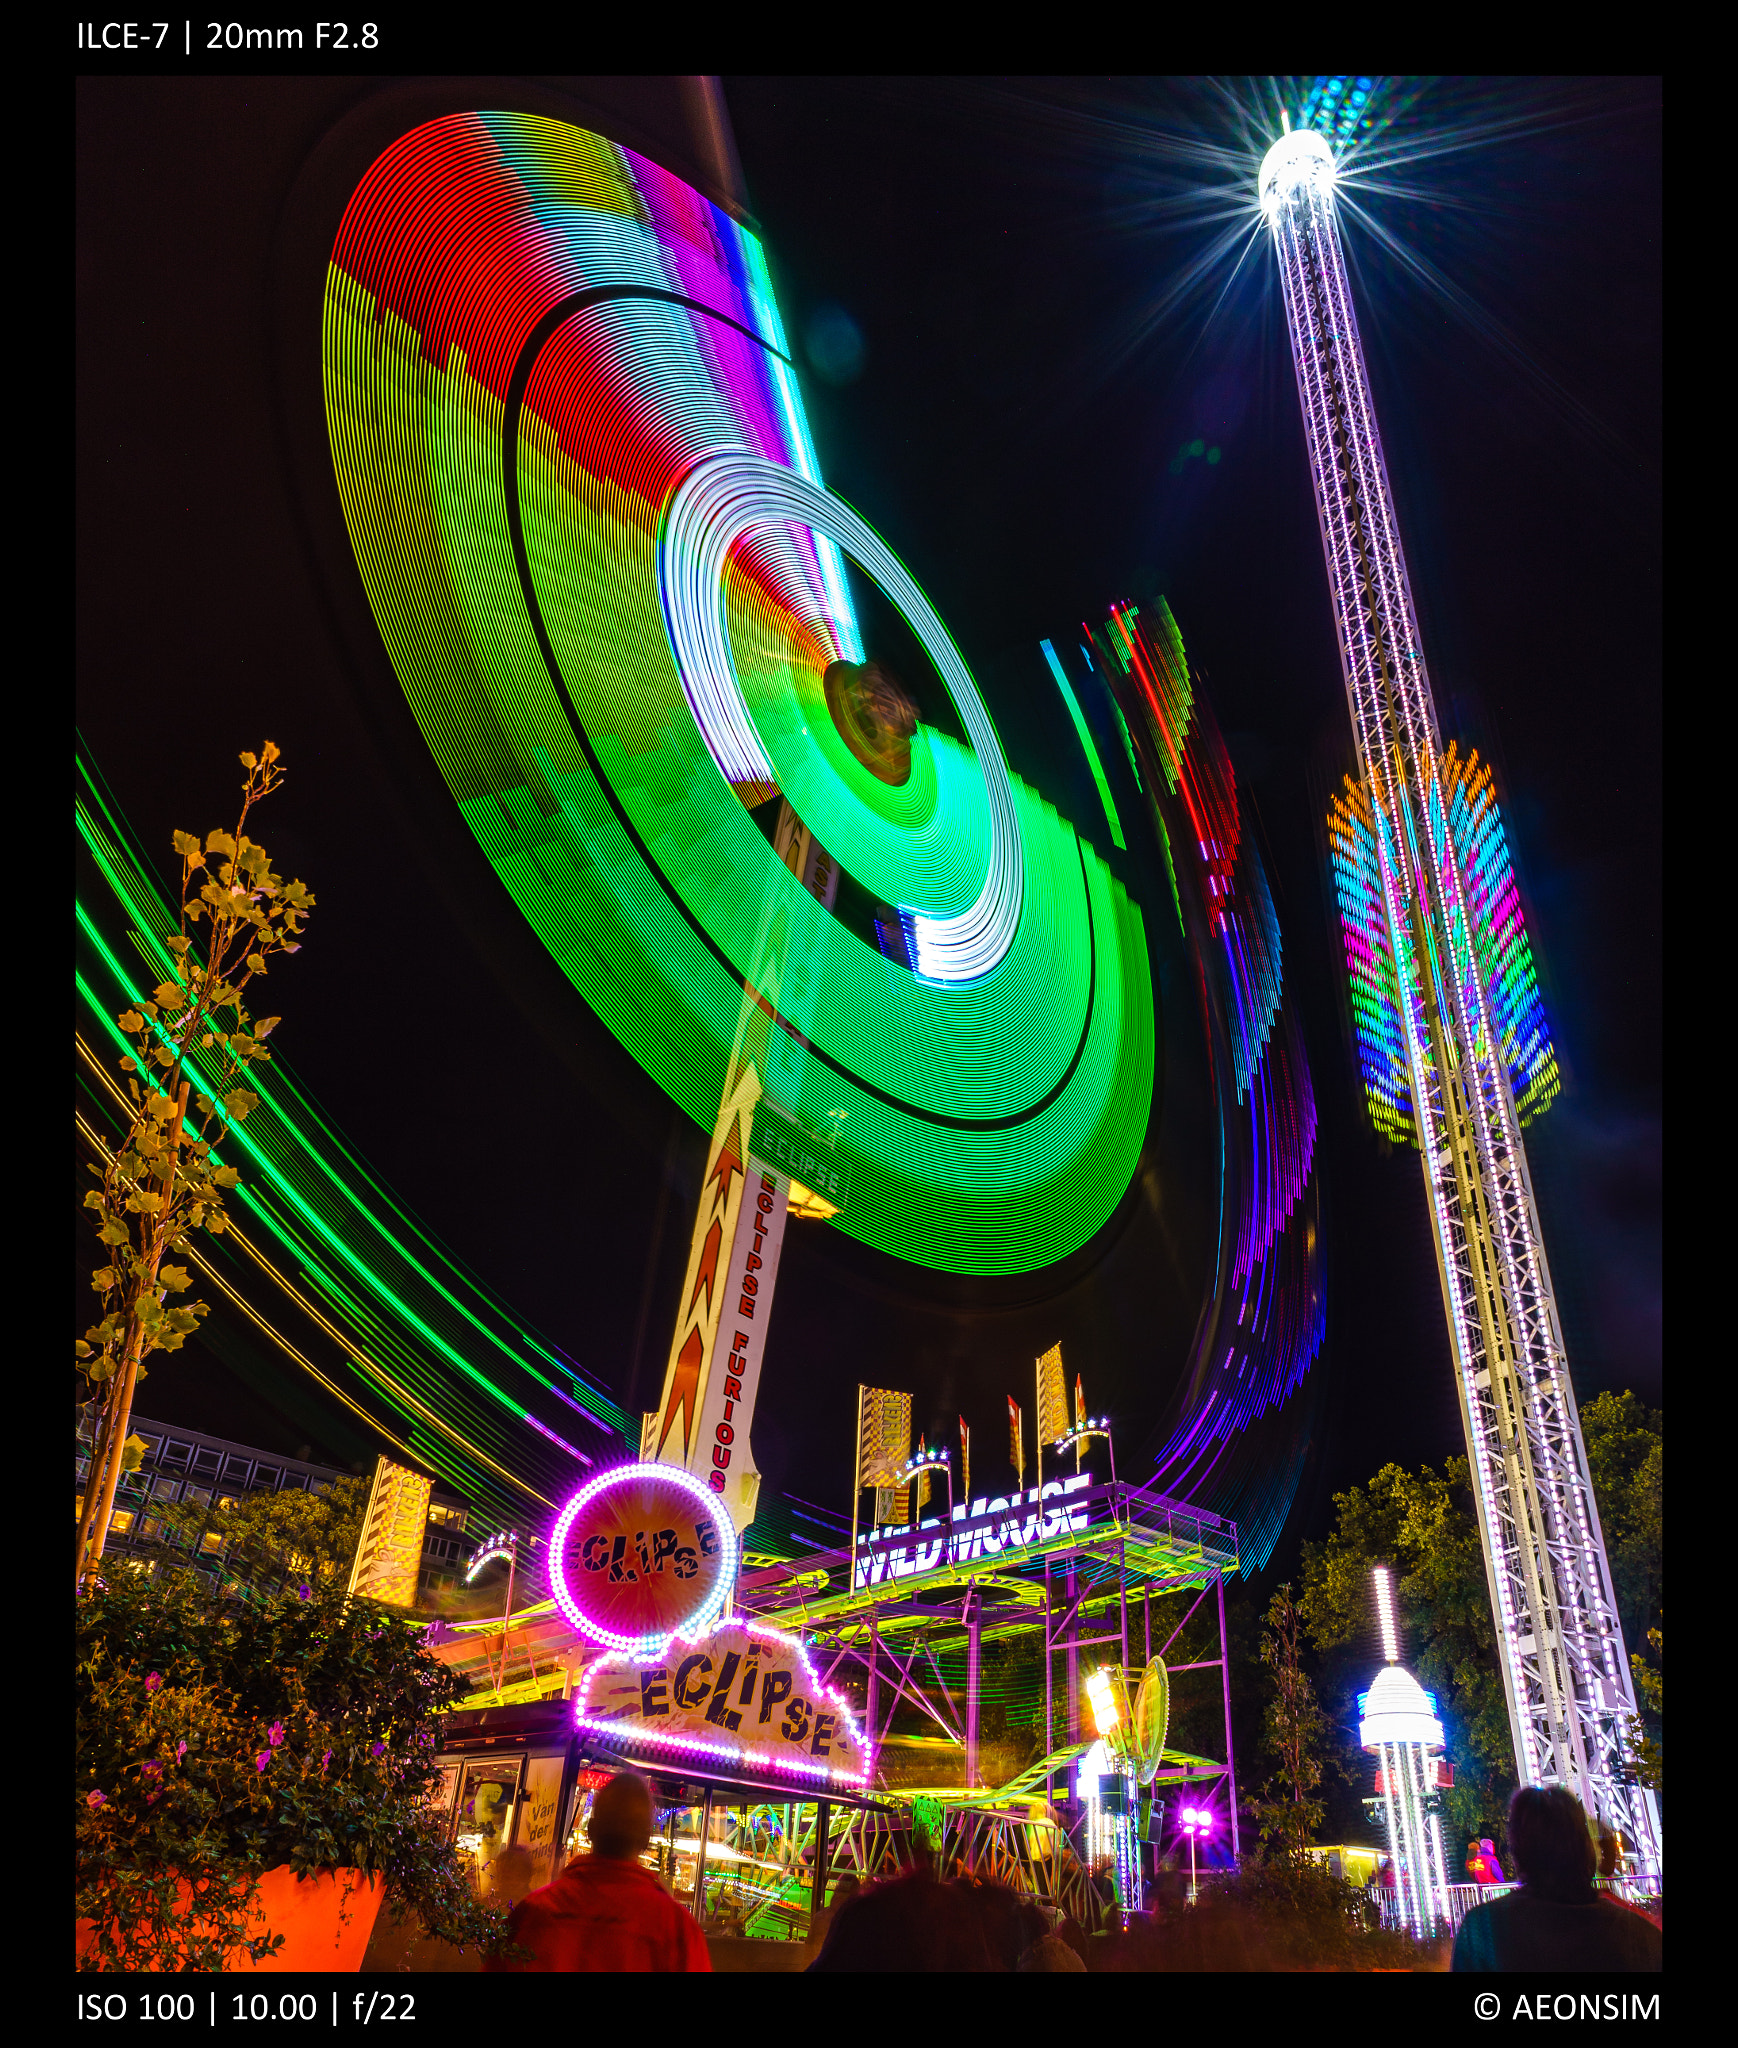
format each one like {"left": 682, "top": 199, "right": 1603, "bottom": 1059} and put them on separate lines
{"left": 76, "top": 72, "right": 1660, "bottom": 1574}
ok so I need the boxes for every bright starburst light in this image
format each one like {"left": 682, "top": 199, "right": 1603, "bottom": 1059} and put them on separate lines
{"left": 945, "top": 74, "right": 1655, "bottom": 477}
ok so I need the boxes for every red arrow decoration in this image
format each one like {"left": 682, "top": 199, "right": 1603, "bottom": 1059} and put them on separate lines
{"left": 705, "top": 1109, "right": 745, "bottom": 1216}
{"left": 656, "top": 1324, "right": 705, "bottom": 1460}
{"left": 687, "top": 1217, "right": 723, "bottom": 1323}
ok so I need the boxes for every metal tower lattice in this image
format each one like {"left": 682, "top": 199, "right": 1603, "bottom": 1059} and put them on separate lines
{"left": 1260, "top": 126, "right": 1659, "bottom": 1869}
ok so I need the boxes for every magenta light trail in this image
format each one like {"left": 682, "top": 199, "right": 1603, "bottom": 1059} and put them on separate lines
{"left": 1260, "top": 122, "right": 1658, "bottom": 1869}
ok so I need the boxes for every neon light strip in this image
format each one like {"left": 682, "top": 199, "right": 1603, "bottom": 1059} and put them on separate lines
{"left": 75, "top": 763, "right": 620, "bottom": 1515}
{"left": 69, "top": 755, "right": 618, "bottom": 1428}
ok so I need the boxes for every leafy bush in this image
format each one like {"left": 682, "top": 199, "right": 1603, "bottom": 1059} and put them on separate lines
{"left": 76, "top": 1566, "right": 509, "bottom": 1971}
{"left": 1102, "top": 1862, "right": 1419, "bottom": 1971}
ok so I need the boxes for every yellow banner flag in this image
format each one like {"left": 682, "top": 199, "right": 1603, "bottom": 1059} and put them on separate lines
{"left": 1036, "top": 1343, "right": 1068, "bottom": 1448}
{"left": 345, "top": 1455, "right": 431, "bottom": 1608}
{"left": 875, "top": 1481, "right": 911, "bottom": 1528}
{"left": 856, "top": 1385, "right": 911, "bottom": 1490}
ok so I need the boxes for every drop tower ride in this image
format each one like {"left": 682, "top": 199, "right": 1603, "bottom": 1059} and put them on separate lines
{"left": 1259, "top": 122, "right": 1659, "bottom": 1869}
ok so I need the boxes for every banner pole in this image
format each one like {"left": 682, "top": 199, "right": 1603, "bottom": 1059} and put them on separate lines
{"left": 850, "top": 1385, "right": 863, "bottom": 1592}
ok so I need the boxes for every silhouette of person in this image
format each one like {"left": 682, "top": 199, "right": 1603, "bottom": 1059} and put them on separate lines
{"left": 486, "top": 1773, "right": 710, "bottom": 1973}
{"left": 1453, "top": 1788, "right": 1659, "bottom": 1972}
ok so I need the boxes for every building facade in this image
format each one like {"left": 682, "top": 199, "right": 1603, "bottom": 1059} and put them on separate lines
{"left": 75, "top": 1415, "right": 473, "bottom": 1600}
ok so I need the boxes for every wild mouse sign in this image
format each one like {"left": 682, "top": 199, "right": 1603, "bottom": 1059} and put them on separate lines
{"left": 574, "top": 1618, "right": 869, "bottom": 1791}
{"left": 548, "top": 1463, "right": 739, "bottom": 1655}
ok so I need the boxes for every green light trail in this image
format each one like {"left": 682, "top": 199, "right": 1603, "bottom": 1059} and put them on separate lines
{"left": 1041, "top": 639, "right": 1127, "bottom": 851}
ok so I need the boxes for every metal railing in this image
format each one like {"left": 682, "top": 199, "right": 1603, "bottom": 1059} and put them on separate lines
{"left": 1373, "top": 1877, "right": 1662, "bottom": 1937}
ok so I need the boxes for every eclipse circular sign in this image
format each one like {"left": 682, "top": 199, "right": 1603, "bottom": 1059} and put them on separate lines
{"left": 548, "top": 1462, "right": 738, "bottom": 1656}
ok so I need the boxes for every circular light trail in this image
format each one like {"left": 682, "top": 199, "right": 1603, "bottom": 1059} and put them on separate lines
{"left": 658, "top": 448, "right": 1022, "bottom": 984}
{"left": 322, "top": 110, "right": 1153, "bottom": 1274}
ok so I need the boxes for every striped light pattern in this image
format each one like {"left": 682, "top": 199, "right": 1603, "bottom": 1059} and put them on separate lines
{"left": 1327, "top": 748, "right": 1558, "bottom": 1145}
{"left": 1090, "top": 602, "right": 1324, "bottom": 1571}
{"left": 1326, "top": 773, "right": 1415, "bottom": 1145}
{"left": 1439, "top": 744, "right": 1559, "bottom": 1126}
{"left": 1040, "top": 638, "right": 1127, "bottom": 852}
{"left": 76, "top": 753, "right": 628, "bottom": 1530}
{"left": 321, "top": 111, "right": 1151, "bottom": 1275}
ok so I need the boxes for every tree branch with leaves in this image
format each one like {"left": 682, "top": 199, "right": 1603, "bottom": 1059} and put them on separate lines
{"left": 141, "top": 1474, "right": 370, "bottom": 1599}
{"left": 76, "top": 745, "right": 314, "bottom": 1592}
{"left": 1254, "top": 1581, "right": 1331, "bottom": 1869}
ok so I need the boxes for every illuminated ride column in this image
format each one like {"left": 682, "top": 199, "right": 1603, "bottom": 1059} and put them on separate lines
{"left": 1259, "top": 122, "right": 1658, "bottom": 1870}
{"left": 1360, "top": 1568, "right": 1450, "bottom": 1936}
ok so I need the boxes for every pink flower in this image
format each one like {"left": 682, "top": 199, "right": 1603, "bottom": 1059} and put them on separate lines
{"left": 370, "top": 1741, "right": 385, "bottom": 1758}
{"left": 87, "top": 1790, "right": 107, "bottom": 1809}
{"left": 297, "top": 1584, "right": 311, "bottom": 1600}
{"left": 254, "top": 1751, "right": 272, "bottom": 1772}
{"left": 144, "top": 1672, "right": 163, "bottom": 1694}
{"left": 141, "top": 1761, "right": 162, "bottom": 1780}
{"left": 175, "top": 1741, "right": 187, "bottom": 1760}
{"left": 267, "top": 1721, "right": 286, "bottom": 1748}
{"left": 320, "top": 1750, "right": 333, "bottom": 1772}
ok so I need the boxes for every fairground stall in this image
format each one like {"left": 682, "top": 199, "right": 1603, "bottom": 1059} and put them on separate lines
{"left": 374, "top": 1449, "right": 1243, "bottom": 1964}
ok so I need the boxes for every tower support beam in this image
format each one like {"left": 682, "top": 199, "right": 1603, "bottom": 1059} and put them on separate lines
{"left": 1261, "top": 127, "right": 1658, "bottom": 1870}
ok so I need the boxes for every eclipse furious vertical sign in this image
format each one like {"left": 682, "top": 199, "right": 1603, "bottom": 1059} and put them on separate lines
{"left": 693, "top": 1158, "right": 789, "bottom": 1518}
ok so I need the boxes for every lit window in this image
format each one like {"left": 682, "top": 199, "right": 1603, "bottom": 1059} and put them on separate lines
{"left": 110, "top": 1511, "right": 135, "bottom": 1536}
{"left": 201, "top": 1532, "right": 224, "bottom": 1554}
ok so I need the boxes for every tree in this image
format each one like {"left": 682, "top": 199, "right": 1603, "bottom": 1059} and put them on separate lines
{"left": 1582, "top": 1391, "right": 1662, "bottom": 1653}
{"left": 144, "top": 1474, "right": 370, "bottom": 1597}
{"left": 76, "top": 746, "right": 314, "bottom": 1591}
{"left": 1253, "top": 1582, "right": 1329, "bottom": 1867}
{"left": 1582, "top": 1390, "right": 1663, "bottom": 1800}
{"left": 1299, "top": 1460, "right": 1512, "bottom": 1855}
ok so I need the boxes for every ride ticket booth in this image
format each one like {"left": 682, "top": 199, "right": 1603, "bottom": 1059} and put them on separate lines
{"left": 363, "top": 1464, "right": 880, "bottom": 1970}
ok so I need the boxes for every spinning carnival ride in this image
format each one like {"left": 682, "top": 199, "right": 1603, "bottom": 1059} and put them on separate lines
{"left": 77, "top": 96, "right": 1330, "bottom": 1629}
{"left": 321, "top": 111, "right": 1153, "bottom": 1282}
{"left": 317, "top": 106, "right": 1323, "bottom": 1561}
